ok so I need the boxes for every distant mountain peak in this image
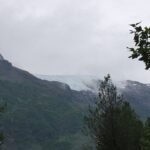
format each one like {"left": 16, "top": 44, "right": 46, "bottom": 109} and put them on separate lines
{"left": 0, "top": 54, "right": 4, "bottom": 61}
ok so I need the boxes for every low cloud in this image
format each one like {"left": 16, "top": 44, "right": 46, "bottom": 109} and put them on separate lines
{"left": 0, "top": 0, "right": 150, "bottom": 83}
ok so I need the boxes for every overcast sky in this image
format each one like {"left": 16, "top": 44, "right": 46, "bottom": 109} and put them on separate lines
{"left": 0, "top": 0, "right": 150, "bottom": 83}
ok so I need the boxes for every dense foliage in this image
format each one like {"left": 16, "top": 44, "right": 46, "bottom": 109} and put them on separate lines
{"left": 141, "top": 118, "right": 150, "bottom": 150}
{"left": 1, "top": 59, "right": 150, "bottom": 150}
{"left": 0, "top": 80, "right": 91, "bottom": 150}
{"left": 84, "top": 75, "right": 143, "bottom": 150}
{"left": 0, "top": 103, "right": 6, "bottom": 148}
{"left": 128, "top": 22, "right": 150, "bottom": 69}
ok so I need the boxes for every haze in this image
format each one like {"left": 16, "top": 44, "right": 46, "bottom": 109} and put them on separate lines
{"left": 0, "top": 0, "right": 150, "bottom": 83}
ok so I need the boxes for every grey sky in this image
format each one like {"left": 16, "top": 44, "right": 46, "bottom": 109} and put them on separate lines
{"left": 0, "top": 0, "right": 150, "bottom": 83}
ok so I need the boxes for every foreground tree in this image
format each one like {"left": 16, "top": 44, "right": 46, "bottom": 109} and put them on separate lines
{"left": 128, "top": 23, "right": 150, "bottom": 150}
{"left": 128, "top": 22, "right": 150, "bottom": 69}
{"left": 141, "top": 118, "right": 150, "bottom": 150}
{"left": 84, "top": 75, "right": 143, "bottom": 150}
{"left": 0, "top": 103, "right": 6, "bottom": 148}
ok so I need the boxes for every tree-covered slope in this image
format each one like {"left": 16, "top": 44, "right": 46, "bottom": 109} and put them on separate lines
{"left": 0, "top": 58, "right": 93, "bottom": 150}
{"left": 38, "top": 75, "right": 150, "bottom": 119}
{"left": 119, "top": 80, "right": 150, "bottom": 119}
{"left": 0, "top": 56, "right": 150, "bottom": 149}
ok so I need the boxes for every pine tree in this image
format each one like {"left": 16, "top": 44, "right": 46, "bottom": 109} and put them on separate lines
{"left": 84, "top": 75, "right": 143, "bottom": 150}
{"left": 0, "top": 102, "right": 6, "bottom": 148}
{"left": 141, "top": 118, "right": 150, "bottom": 150}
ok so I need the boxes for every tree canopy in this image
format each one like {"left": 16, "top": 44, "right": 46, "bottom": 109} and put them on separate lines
{"left": 141, "top": 118, "right": 150, "bottom": 150}
{"left": 84, "top": 75, "right": 142, "bottom": 150}
{"left": 128, "top": 22, "right": 150, "bottom": 69}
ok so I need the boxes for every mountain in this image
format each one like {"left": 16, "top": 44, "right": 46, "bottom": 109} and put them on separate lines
{"left": 119, "top": 80, "right": 150, "bottom": 118}
{"left": 36, "top": 75, "right": 101, "bottom": 91}
{"left": 0, "top": 55, "right": 94, "bottom": 150}
{"left": 0, "top": 55, "right": 150, "bottom": 149}
{"left": 37, "top": 75, "right": 150, "bottom": 119}
{"left": 0, "top": 54, "right": 4, "bottom": 61}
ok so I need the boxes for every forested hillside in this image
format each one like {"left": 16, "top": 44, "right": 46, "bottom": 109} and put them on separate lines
{"left": 0, "top": 57, "right": 150, "bottom": 149}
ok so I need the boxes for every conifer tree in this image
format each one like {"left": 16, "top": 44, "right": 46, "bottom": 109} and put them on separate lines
{"left": 0, "top": 103, "right": 6, "bottom": 148}
{"left": 84, "top": 75, "right": 143, "bottom": 150}
{"left": 141, "top": 118, "right": 150, "bottom": 150}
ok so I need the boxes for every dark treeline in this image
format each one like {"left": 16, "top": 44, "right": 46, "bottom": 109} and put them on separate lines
{"left": 84, "top": 75, "right": 150, "bottom": 150}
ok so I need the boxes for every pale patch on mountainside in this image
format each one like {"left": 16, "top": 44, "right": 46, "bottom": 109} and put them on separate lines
{"left": 36, "top": 75, "right": 101, "bottom": 91}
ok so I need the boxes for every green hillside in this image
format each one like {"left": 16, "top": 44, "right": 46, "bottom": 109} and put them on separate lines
{"left": 0, "top": 59, "right": 93, "bottom": 150}
{"left": 0, "top": 58, "right": 150, "bottom": 149}
{"left": 0, "top": 79, "right": 93, "bottom": 150}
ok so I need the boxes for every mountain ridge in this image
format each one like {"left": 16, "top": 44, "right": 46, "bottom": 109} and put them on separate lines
{"left": 36, "top": 74, "right": 150, "bottom": 92}
{"left": 0, "top": 56, "right": 93, "bottom": 150}
{"left": 36, "top": 74, "right": 150, "bottom": 119}
{"left": 0, "top": 55, "right": 150, "bottom": 149}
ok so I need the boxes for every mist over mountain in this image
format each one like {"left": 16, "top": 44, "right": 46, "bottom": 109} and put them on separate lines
{"left": 36, "top": 74, "right": 101, "bottom": 91}
{"left": 37, "top": 74, "right": 150, "bottom": 118}
{"left": 0, "top": 55, "right": 94, "bottom": 150}
{"left": 0, "top": 55, "right": 150, "bottom": 149}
